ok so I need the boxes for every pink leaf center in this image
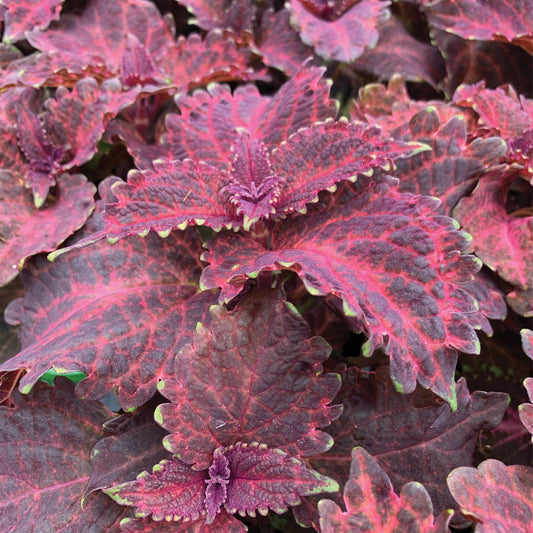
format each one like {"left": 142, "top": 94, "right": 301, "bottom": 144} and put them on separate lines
{"left": 298, "top": 0, "right": 359, "bottom": 21}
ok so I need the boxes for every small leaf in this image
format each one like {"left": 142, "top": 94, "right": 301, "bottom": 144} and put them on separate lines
{"left": 318, "top": 447, "right": 450, "bottom": 532}
{"left": 519, "top": 377, "right": 533, "bottom": 435}
{"left": 447, "top": 459, "right": 533, "bottom": 531}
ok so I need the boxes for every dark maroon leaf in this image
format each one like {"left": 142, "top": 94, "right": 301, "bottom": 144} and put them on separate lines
{"left": 119, "top": 513, "right": 246, "bottom": 532}
{"left": 453, "top": 169, "right": 533, "bottom": 290}
{"left": 0, "top": 378, "right": 126, "bottom": 531}
{"left": 156, "top": 289, "right": 341, "bottom": 469}
{"left": 287, "top": 0, "right": 390, "bottom": 62}
{"left": 1, "top": 182, "right": 215, "bottom": 408}
{"left": 1, "top": 0, "right": 63, "bottom": 44}
{"left": 86, "top": 402, "right": 170, "bottom": 495}
{"left": 393, "top": 107, "right": 506, "bottom": 216}
{"left": 105, "top": 456, "right": 207, "bottom": 522}
{"left": 423, "top": 0, "right": 533, "bottom": 54}
{"left": 0, "top": 172, "right": 95, "bottom": 286}
{"left": 318, "top": 447, "right": 452, "bottom": 533}
{"left": 353, "top": 16, "right": 445, "bottom": 88}
{"left": 255, "top": 8, "right": 316, "bottom": 76}
{"left": 447, "top": 459, "right": 533, "bottom": 531}
{"left": 519, "top": 377, "right": 533, "bottom": 434}
{"left": 106, "top": 441, "right": 338, "bottom": 525}
{"left": 305, "top": 367, "right": 508, "bottom": 522}
{"left": 201, "top": 175, "right": 483, "bottom": 407}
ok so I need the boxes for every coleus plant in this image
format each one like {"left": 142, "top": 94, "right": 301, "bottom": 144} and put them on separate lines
{"left": 0, "top": 0, "right": 532, "bottom": 532}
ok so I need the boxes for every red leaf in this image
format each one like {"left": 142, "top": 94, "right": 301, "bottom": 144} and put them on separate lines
{"left": 156, "top": 289, "right": 341, "bottom": 470}
{"left": 317, "top": 447, "right": 452, "bottom": 532}
{"left": 423, "top": 0, "right": 533, "bottom": 54}
{"left": 453, "top": 169, "right": 533, "bottom": 290}
{"left": 1, "top": 0, "right": 63, "bottom": 44}
{"left": 0, "top": 379, "right": 126, "bottom": 531}
{"left": 255, "top": 8, "right": 316, "bottom": 76}
{"left": 298, "top": 367, "right": 509, "bottom": 526}
{"left": 353, "top": 16, "right": 445, "bottom": 88}
{"left": 201, "top": 176, "right": 483, "bottom": 407}
{"left": 287, "top": 0, "right": 390, "bottom": 62}
{"left": 447, "top": 459, "right": 533, "bottom": 531}
{"left": 105, "top": 456, "right": 207, "bottom": 522}
{"left": 119, "top": 513, "right": 246, "bottom": 532}
{"left": 393, "top": 107, "right": 507, "bottom": 216}
{"left": 1, "top": 184, "right": 214, "bottom": 408}
{"left": 86, "top": 401, "right": 170, "bottom": 496}
{"left": 0, "top": 172, "right": 95, "bottom": 286}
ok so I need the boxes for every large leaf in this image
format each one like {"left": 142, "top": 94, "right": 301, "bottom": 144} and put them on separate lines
{"left": 1, "top": 180, "right": 215, "bottom": 408}
{"left": 453, "top": 169, "right": 533, "bottom": 290}
{"left": 447, "top": 459, "right": 533, "bottom": 531}
{"left": 156, "top": 288, "right": 342, "bottom": 470}
{"left": 0, "top": 0, "right": 63, "bottom": 44}
{"left": 119, "top": 513, "right": 246, "bottom": 532}
{"left": 423, "top": 0, "right": 533, "bottom": 54}
{"left": 105, "top": 442, "right": 338, "bottom": 525}
{"left": 0, "top": 172, "right": 95, "bottom": 286}
{"left": 297, "top": 366, "right": 509, "bottom": 527}
{"left": 201, "top": 175, "right": 483, "bottom": 407}
{"left": 287, "top": 0, "right": 390, "bottom": 62}
{"left": 318, "top": 447, "right": 452, "bottom": 533}
{"left": 0, "top": 378, "right": 126, "bottom": 531}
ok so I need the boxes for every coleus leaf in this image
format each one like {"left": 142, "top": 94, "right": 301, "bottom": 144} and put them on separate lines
{"left": 287, "top": 0, "right": 390, "bottom": 62}
{"left": 156, "top": 288, "right": 342, "bottom": 469}
{"left": 453, "top": 169, "right": 533, "bottom": 290}
{"left": 453, "top": 82, "right": 533, "bottom": 180}
{"left": 296, "top": 366, "right": 509, "bottom": 527}
{"left": 87, "top": 117, "right": 425, "bottom": 241}
{"left": 254, "top": 8, "right": 317, "bottom": 76}
{"left": 0, "top": 0, "right": 63, "bottom": 44}
{"left": 86, "top": 400, "right": 170, "bottom": 496}
{"left": 119, "top": 512, "right": 246, "bottom": 532}
{"left": 422, "top": 0, "right": 533, "bottom": 54}
{"left": 318, "top": 447, "right": 452, "bottom": 533}
{"left": 518, "top": 377, "right": 533, "bottom": 435}
{"left": 521, "top": 329, "right": 533, "bottom": 359}
{"left": 105, "top": 442, "right": 339, "bottom": 524}
{"left": 352, "top": 16, "right": 446, "bottom": 89}
{"left": 447, "top": 459, "right": 533, "bottom": 531}
{"left": 0, "top": 378, "right": 126, "bottom": 531}
{"left": 0, "top": 172, "right": 95, "bottom": 286}
{"left": 201, "top": 174, "right": 483, "bottom": 407}
{"left": 0, "top": 178, "right": 215, "bottom": 409}
{"left": 392, "top": 107, "right": 507, "bottom": 216}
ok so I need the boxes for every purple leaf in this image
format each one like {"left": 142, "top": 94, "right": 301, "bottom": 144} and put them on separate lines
{"left": 0, "top": 172, "right": 95, "bottom": 286}
{"left": 521, "top": 329, "right": 533, "bottom": 359}
{"left": 298, "top": 366, "right": 509, "bottom": 526}
{"left": 453, "top": 169, "right": 533, "bottom": 290}
{"left": 201, "top": 175, "right": 483, "bottom": 406}
{"left": 0, "top": 378, "right": 126, "bottom": 531}
{"left": 1, "top": 184, "right": 215, "bottom": 408}
{"left": 393, "top": 107, "right": 506, "bottom": 216}
{"left": 318, "top": 447, "right": 452, "bottom": 533}
{"left": 1, "top": 0, "right": 63, "bottom": 44}
{"left": 447, "top": 459, "right": 533, "bottom": 531}
{"left": 105, "top": 441, "right": 338, "bottom": 525}
{"left": 255, "top": 8, "right": 316, "bottom": 75}
{"left": 105, "top": 456, "right": 208, "bottom": 522}
{"left": 353, "top": 16, "right": 446, "bottom": 88}
{"left": 423, "top": 0, "right": 533, "bottom": 54}
{"left": 86, "top": 401, "right": 170, "bottom": 495}
{"left": 156, "top": 288, "right": 342, "bottom": 469}
{"left": 287, "top": 0, "right": 390, "bottom": 62}
{"left": 119, "top": 513, "right": 246, "bottom": 532}
{"left": 223, "top": 442, "right": 339, "bottom": 517}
